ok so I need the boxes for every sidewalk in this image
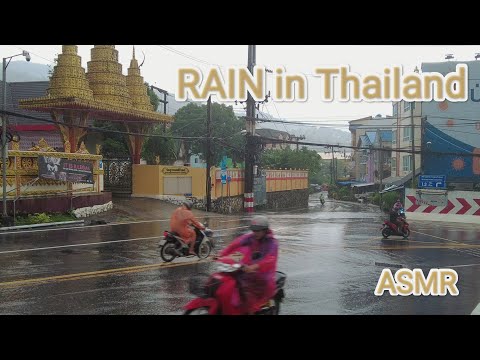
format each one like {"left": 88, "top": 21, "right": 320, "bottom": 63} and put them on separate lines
{"left": 82, "top": 197, "right": 209, "bottom": 224}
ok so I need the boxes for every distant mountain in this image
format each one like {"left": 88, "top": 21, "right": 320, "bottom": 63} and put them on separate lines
{"left": 258, "top": 122, "right": 351, "bottom": 153}
{"left": 0, "top": 61, "right": 50, "bottom": 82}
{"left": 234, "top": 109, "right": 352, "bottom": 152}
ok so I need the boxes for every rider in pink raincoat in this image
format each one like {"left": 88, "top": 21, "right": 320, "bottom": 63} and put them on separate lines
{"left": 218, "top": 215, "right": 279, "bottom": 314}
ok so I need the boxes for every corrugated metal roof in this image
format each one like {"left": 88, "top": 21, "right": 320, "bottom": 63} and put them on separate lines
{"left": 2, "top": 81, "right": 52, "bottom": 126}
{"left": 2, "top": 81, "right": 95, "bottom": 128}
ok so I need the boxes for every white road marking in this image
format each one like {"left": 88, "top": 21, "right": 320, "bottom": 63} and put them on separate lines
{"left": 0, "top": 214, "right": 237, "bottom": 236}
{"left": 0, "top": 225, "right": 250, "bottom": 255}
{"left": 471, "top": 303, "right": 480, "bottom": 315}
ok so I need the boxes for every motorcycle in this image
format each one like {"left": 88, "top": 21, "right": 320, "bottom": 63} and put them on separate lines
{"left": 160, "top": 223, "right": 214, "bottom": 262}
{"left": 382, "top": 208, "right": 410, "bottom": 239}
{"left": 184, "top": 254, "right": 287, "bottom": 315}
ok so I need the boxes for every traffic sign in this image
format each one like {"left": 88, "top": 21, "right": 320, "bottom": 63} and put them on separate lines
{"left": 418, "top": 175, "right": 446, "bottom": 189}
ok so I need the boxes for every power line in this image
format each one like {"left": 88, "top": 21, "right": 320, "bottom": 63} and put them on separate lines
{"left": 0, "top": 110, "right": 206, "bottom": 140}
{"left": 155, "top": 45, "right": 215, "bottom": 66}
{"left": 257, "top": 136, "right": 480, "bottom": 158}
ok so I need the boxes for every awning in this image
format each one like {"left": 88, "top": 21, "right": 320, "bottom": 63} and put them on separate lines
{"left": 351, "top": 182, "right": 375, "bottom": 188}
{"left": 379, "top": 184, "right": 404, "bottom": 194}
{"left": 337, "top": 181, "right": 361, "bottom": 186}
{"left": 383, "top": 169, "right": 421, "bottom": 187}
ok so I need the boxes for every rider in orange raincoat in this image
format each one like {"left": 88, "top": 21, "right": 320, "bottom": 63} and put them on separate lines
{"left": 170, "top": 201, "right": 205, "bottom": 255}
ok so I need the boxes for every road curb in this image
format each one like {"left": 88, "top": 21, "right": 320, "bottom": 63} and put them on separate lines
{"left": 0, "top": 220, "right": 85, "bottom": 231}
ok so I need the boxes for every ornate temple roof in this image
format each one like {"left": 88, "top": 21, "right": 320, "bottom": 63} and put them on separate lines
{"left": 87, "top": 45, "right": 133, "bottom": 108}
{"left": 126, "top": 47, "right": 154, "bottom": 112}
{"left": 19, "top": 45, "right": 172, "bottom": 123}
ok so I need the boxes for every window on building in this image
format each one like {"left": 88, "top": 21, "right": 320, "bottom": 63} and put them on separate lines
{"left": 404, "top": 102, "right": 415, "bottom": 112}
{"left": 391, "top": 158, "right": 396, "bottom": 172}
{"left": 402, "top": 155, "right": 412, "bottom": 172}
{"left": 393, "top": 103, "right": 398, "bottom": 116}
{"left": 392, "top": 129, "right": 397, "bottom": 145}
{"left": 403, "top": 127, "right": 411, "bottom": 142}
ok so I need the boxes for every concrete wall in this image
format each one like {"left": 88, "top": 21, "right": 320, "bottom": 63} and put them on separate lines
{"left": 133, "top": 165, "right": 309, "bottom": 199}
{"left": 132, "top": 165, "right": 309, "bottom": 213}
{"left": 264, "top": 189, "right": 309, "bottom": 210}
{"left": 132, "top": 165, "right": 208, "bottom": 198}
{"left": 405, "top": 188, "right": 480, "bottom": 224}
{"left": 8, "top": 192, "right": 112, "bottom": 215}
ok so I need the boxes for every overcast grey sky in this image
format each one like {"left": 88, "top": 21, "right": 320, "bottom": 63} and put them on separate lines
{"left": 2, "top": 45, "right": 480, "bottom": 129}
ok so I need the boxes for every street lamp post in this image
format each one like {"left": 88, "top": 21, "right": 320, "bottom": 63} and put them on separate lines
{"left": 2, "top": 51, "right": 30, "bottom": 225}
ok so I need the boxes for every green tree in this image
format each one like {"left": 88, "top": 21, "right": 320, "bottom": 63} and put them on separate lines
{"left": 145, "top": 82, "right": 160, "bottom": 111}
{"left": 260, "top": 147, "right": 322, "bottom": 183}
{"left": 94, "top": 121, "right": 130, "bottom": 157}
{"left": 141, "top": 127, "right": 178, "bottom": 164}
{"left": 171, "top": 103, "right": 245, "bottom": 164}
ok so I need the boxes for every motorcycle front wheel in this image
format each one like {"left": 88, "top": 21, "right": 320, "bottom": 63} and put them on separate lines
{"left": 160, "top": 242, "right": 177, "bottom": 262}
{"left": 184, "top": 307, "right": 210, "bottom": 315}
{"left": 402, "top": 228, "right": 411, "bottom": 239}
{"left": 197, "top": 240, "right": 212, "bottom": 259}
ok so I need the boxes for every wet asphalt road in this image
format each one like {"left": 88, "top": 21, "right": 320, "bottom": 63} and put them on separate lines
{"left": 1, "top": 193, "right": 480, "bottom": 315}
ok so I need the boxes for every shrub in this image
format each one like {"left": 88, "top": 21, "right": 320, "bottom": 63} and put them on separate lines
{"left": 26, "top": 213, "right": 52, "bottom": 224}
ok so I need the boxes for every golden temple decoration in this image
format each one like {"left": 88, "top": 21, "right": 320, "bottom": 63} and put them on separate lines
{"left": 155, "top": 155, "right": 160, "bottom": 165}
{"left": 76, "top": 141, "right": 90, "bottom": 154}
{"left": 96, "top": 144, "right": 102, "bottom": 155}
{"left": 87, "top": 45, "right": 133, "bottom": 108}
{"left": 48, "top": 45, "right": 94, "bottom": 100}
{"left": 126, "top": 46, "right": 154, "bottom": 112}
{"left": 64, "top": 140, "right": 71, "bottom": 153}
{"left": 28, "top": 138, "right": 56, "bottom": 152}
{"left": 12, "top": 141, "right": 20, "bottom": 151}
{"left": 20, "top": 45, "right": 172, "bottom": 124}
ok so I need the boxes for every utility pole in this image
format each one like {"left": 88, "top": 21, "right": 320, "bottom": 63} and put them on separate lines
{"left": 410, "top": 103, "right": 416, "bottom": 189}
{"left": 206, "top": 96, "right": 212, "bottom": 212}
{"left": 150, "top": 85, "right": 169, "bottom": 131}
{"left": 244, "top": 45, "right": 256, "bottom": 213}
{"left": 2, "top": 58, "right": 7, "bottom": 219}
{"left": 379, "top": 146, "right": 383, "bottom": 191}
{"left": 331, "top": 146, "right": 336, "bottom": 184}
{"left": 420, "top": 116, "right": 426, "bottom": 175}
{"left": 150, "top": 85, "right": 169, "bottom": 115}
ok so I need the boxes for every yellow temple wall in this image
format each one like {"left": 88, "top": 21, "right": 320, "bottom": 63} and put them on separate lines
{"left": 0, "top": 150, "right": 104, "bottom": 199}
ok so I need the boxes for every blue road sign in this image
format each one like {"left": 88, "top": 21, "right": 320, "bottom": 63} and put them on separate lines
{"left": 418, "top": 175, "right": 446, "bottom": 189}
{"left": 221, "top": 170, "right": 227, "bottom": 185}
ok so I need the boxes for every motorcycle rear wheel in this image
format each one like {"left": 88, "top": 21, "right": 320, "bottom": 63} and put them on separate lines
{"left": 382, "top": 228, "right": 390, "bottom": 239}
{"left": 160, "top": 242, "right": 177, "bottom": 262}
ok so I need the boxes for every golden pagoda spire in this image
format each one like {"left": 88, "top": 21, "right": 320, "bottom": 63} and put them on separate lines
{"left": 86, "top": 45, "right": 133, "bottom": 108}
{"left": 47, "top": 45, "right": 93, "bottom": 99}
{"left": 126, "top": 47, "right": 154, "bottom": 112}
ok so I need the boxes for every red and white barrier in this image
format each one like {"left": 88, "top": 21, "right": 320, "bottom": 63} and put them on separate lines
{"left": 405, "top": 188, "right": 480, "bottom": 224}
{"left": 244, "top": 192, "right": 254, "bottom": 213}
